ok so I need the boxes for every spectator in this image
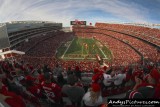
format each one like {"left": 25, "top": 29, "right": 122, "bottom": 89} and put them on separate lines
{"left": 82, "top": 83, "right": 103, "bottom": 106}
{"left": 57, "top": 74, "right": 67, "bottom": 88}
{"left": 103, "top": 73, "right": 112, "bottom": 87}
{"left": 113, "top": 73, "right": 126, "bottom": 86}
{"left": 37, "top": 69, "right": 45, "bottom": 83}
{"left": 53, "top": 64, "right": 63, "bottom": 77}
{"left": 74, "top": 66, "right": 82, "bottom": 80}
{"left": 62, "top": 74, "right": 85, "bottom": 106}
{"left": 67, "top": 66, "right": 73, "bottom": 76}
{"left": 41, "top": 72, "right": 62, "bottom": 104}
{"left": 92, "top": 68, "right": 103, "bottom": 85}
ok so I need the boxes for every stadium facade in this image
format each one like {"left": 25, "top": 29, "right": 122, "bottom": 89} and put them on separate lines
{"left": 0, "top": 21, "right": 62, "bottom": 59}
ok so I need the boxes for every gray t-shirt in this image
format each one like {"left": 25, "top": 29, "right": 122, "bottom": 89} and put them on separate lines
{"left": 62, "top": 85, "right": 85, "bottom": 103}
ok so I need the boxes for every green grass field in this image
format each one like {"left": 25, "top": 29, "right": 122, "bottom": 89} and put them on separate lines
{"left": 56, "top": 37, "right": 112, "bottom": 61}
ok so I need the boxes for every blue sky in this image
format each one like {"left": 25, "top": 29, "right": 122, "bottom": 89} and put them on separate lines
{"left": 0, "top": 0, "right": 160, "bottom": 26}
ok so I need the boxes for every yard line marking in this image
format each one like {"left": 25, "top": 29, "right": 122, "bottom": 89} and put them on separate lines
{"left": 61, "top": 37, "right": 74, "bottom": 59}
{"left": 99, "top": 48, "right": 108, "bottom": 59}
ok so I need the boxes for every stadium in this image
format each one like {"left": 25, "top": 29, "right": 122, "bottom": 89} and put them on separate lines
{"left": 0, "top": 0, "right": 160, "bottom": 107}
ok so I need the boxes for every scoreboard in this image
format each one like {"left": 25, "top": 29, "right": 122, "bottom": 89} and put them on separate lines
{"left": 70, "top": 21, "right": 86, "bottom": 25}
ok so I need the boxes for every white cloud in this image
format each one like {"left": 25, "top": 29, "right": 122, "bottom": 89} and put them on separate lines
{"left": 0, "top": 0, "right": 152, "bottom": 26}
{"left": 92, "top": 0, "right": 149, "bottom": 23}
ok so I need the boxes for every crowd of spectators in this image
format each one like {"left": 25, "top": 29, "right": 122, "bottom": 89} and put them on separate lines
{"left": 0, "top": 59, "right": 106, "bottom": 107}
{"left": 95, "top": 29, "right": 159, "bottom": 62}
{"left": 16, "top": 33, "right": 52, "bottom": 52}
{"left": 17, "top": 31, "right": 73, "bottom": 57}
{"left": 18, "top": 56, "right": 101, "bottom": 73}
{"left": 95, "top": 23, "right": 160, "bottom": 46}
{"left": 0, "top": 56, "right": 160, "bottom": 107}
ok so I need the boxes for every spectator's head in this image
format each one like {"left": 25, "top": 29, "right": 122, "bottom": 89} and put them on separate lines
{"left": 110, "top": 70, "right": 116, "bottom": 77}
{"left": 68, "top": 66, "right": 71, "bottom": 71}
{"left": 57, "top": 74, "right": 64, "bottom": 82}
{"left": 75, "top": 66, "right": 79, "bottom": 71}
{"left": 44, "top": 72, "right": 51, "bottom": 82}
{"left": 106, "top": 68, "right": 112, "bottom": 74}
{"left": 132, "top": 71, "right": 143, "bottom": 83}
{"left": 135, "top": 72, "right": 143, "bottom": 83}
{"left": 94, "top": 68, "right": 99, "bottom": 74}
{"left": 147, "top": 69, "right": 160, "bottom": 84}
{"left": 147, "top": 62, "right": 154, "bottom": 71}
{"left": 127, "top": 67, "right": 133, "bottom": 75}
{"left": 67, "top": 74, "right": 78, "bottom": 86}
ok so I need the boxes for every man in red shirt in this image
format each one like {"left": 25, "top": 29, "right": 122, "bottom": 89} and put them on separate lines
{"left": 25, "top": 76, "right": 42, "bottom": 106}
{"left": 41, "top": 72, "right": 62, "bottom": 104}
{"left": 92, "top": 68, "right": 103, "bottom": 85}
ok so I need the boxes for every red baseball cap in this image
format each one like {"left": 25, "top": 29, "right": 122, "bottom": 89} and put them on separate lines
{"left": 94, "top": 68, "right": 99, "bottom": 73}
{"left": 91, "top": 83, "right": 101, "bottom": 92}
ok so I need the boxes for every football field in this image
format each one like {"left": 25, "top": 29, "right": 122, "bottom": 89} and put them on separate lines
{"left": 56, "top": 37, "right": 112, "bottom": 61}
